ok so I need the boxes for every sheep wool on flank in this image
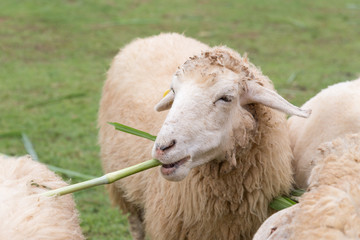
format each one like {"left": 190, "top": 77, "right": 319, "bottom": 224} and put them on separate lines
{"left": 98, "top": 33, "right": 310, "bottom": 240}
{"left": 253, "top": 133, "right": 360, "bottom": 240}
{"left": 288, "top": 78, "right": 360, "bottom": 189}
{"left": 0, "top": 155, "right": 84, "bottom": 240}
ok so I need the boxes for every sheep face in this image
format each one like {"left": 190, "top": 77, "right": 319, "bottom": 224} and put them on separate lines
{"left": 153, "top": 67, "right": 251, "bottom": 181}
{"left": 152, "top": 49, "right": 310, "bottom": 181}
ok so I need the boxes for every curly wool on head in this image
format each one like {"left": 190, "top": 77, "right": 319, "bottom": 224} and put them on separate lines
{"left": 0, "top": 155, "right": 84, "bottom": 240}
{"left": 176, "top": 47, "right": 263, "bottom": 88}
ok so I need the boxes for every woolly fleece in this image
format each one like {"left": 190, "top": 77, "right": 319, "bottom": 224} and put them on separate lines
{"left": 288, "top": 78, "right": 360, "bottom": 188}
{"left": 254, "top": 134, "right": 360, "bottom": 240}
{"left": 98, "top": 33, "right": 294, "bottom": 240}
{"left": 0, "top": 155, "right": 84, "bottom": 240}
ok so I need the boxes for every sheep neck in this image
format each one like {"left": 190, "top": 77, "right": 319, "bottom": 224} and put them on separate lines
{"left": 179, "top": 105, "right": 269, "bottom": 219}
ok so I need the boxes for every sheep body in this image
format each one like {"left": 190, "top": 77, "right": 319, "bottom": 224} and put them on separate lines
{"left": 254, "top": 134, "right": 360, "bottom": 240}
{"left": 98, "top": 33, "right": 300, "bottom": 239}
{"left": 288, "top": 78, "right": 360, "bottom": 188}
{"left": 0, "top": 155, "right": 84, "bottom": 240}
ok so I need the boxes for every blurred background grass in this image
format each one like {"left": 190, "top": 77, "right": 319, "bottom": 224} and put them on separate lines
{"left": 0, "top": 0, "right": 359, "bottom": 239}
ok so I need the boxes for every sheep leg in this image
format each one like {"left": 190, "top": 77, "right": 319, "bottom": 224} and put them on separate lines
{"left": 127, "top": 209, "right": 145, "bottom": 240}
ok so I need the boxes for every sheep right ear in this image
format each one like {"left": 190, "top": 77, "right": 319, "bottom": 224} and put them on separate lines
{"left": 241, "top": 81, "right": 311, "bottom": 118}
{"left": 155, "top": 90, "right": 175, "bottom": 112}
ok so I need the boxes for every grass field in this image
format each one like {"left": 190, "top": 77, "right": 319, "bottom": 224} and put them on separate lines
{"left": 0, "top": 0, "right": 359, "bottom": 239}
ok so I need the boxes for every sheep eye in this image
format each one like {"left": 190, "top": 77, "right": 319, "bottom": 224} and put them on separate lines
{"left": 217, "top": 95, "right": 232, "bottom": 103}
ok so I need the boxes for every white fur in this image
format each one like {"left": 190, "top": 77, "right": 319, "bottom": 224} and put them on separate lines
{"left": 288, "top": 78, "right": 360, "bottom": 188}
{"left": 255, "top": 78, "right": 360, "bottom": 239}
{"left": 0, "top": 155, "right": 84, "bottom": 240}
{"left": 254, "top": 134, "right": 360, "bottom": 240}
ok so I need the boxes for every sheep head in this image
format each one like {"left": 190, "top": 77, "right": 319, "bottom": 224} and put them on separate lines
{"left": 152, "top": 47, "right": 311, "bottom": 181}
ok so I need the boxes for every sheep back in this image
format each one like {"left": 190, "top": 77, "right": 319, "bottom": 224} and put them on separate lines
{"left": 288, "top": 78, "right": 360, "bottom": 188}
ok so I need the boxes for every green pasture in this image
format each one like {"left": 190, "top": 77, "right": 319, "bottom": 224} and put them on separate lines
{"left": 0, "top": 0, "right": 359, "bottom": 239}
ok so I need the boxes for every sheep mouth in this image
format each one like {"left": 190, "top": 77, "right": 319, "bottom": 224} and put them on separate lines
{"left": 160, "top": 156, "right": 190, "bottom": 175}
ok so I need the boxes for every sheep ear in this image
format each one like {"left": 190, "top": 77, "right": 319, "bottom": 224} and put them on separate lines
{"left": 155, "top": 90, "right": 175, "bottom": 112}
{"left": 240, "top": 81, "right": 311, "bottom": 118}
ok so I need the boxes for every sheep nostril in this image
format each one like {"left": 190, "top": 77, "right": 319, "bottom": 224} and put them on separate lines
{"left": 159, "top": 139, "right": 176, "bottom": 152}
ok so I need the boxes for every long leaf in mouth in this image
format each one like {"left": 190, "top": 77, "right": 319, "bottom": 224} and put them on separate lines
{"left": 109, "top": 122, "right": 157, "bottom": 141}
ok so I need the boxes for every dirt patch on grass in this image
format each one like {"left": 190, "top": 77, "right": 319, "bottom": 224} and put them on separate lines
{"left": 0, "top": 17, "right": 8, "bottom": 23}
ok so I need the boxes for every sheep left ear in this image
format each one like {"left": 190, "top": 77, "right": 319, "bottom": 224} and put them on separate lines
{"left": 155, "top": 90, "right": 175, "bottom": 112}
{"left": 240, "top": 81, "right": 311, "bottom": 118}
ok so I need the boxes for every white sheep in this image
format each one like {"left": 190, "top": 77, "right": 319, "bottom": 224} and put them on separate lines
{"left": 253, "top": 133, "right": 360, "bottom": 240}
{"left": 288, "top": 78, "right": 360, "bottom": 188}
{"left": 98, "top": 33, "right": 310, "bottom": 240}
{"left": 0, "top": 154, "right": 84, "bottom": 240}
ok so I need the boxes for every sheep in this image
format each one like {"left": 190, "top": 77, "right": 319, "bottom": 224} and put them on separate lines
{"left": 287, "top": 78, "right": 360, "bottom": 189}
{"left": 254, "top": 78, "right": 360, "bottom": 239}
{"left": 98, "top": 32, "right": 310, "bottom": 240}
{"left": 253, "top": 133, "right": 360, "bottom": 240}
{"left": 0, "top": 154, "right": 84, "bottom": 240}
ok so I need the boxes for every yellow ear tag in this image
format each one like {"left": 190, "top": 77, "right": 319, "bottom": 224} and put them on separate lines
{"left": 163, "top": 89, "right": 171, "bottom": 98}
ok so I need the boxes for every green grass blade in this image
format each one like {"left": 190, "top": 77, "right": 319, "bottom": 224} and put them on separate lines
{"left": 106, "top": 159, "right": 161, "bottom": 183}
{"left": 47, "top": 164, "right": 96, "bottom": 180}
{"left": 269, "top": 196, "right": 297, "bottom": 211}
{"left": 291, "top": 188, "right": 305, "bottom": 197}
{"left": 109, "top": 122, "right": 156, "bottom": 141}
{"left": 22, "top": 133, "right": 39, "bottom": 162}
{"left": 286, "top": 72, "right": 298, "bottom": 84}
{"left": 41, "top": 123, "right": 160, "bottom": 196}
{"left": 21, "top": 133, "right": 95, "bottom": 180}
{"left": 282, "top": 196, "right": 297, "bottom": 205}
{"left": 25, "top": 92, "right": 87, "bottom": 109}
{"left": 42, "top": 159, "right": 161, "bottom": 197}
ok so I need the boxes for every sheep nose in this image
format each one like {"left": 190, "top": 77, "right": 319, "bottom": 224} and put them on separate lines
{"left": 156, "top": 139, "right": 176, "bottom": 154}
